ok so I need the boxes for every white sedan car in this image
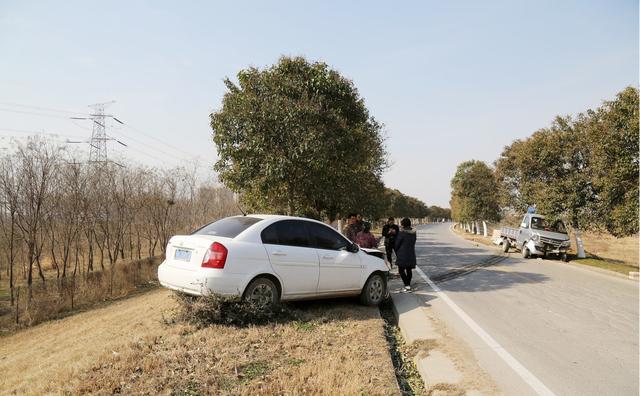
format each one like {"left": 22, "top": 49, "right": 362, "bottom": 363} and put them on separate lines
{"left": 158, "top": 215, "right": 389, "bottom": 307}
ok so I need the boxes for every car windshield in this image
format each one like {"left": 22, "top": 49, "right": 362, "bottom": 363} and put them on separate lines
{"left": 530, "top": 217, "right": 567, "bottom": 233}
{"left": 192, "top": 216, "right": 263, "bottom": 238}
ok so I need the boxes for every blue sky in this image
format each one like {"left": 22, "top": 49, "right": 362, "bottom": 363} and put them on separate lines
{"left": 0, "top": 0, "right": 637, "bottom": 207}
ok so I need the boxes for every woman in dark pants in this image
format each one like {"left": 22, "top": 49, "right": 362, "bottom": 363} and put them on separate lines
{"left": 394, "top": 217, "right": 417, "bottom": 292}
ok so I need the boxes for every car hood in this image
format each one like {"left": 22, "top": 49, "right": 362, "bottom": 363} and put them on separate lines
{"left": 532, "top": 230, "right": 570, "bottom": 241}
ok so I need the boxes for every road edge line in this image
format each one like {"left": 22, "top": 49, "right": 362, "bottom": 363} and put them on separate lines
{"left": 414, "top": 266, "right": 557, "bottom": 396}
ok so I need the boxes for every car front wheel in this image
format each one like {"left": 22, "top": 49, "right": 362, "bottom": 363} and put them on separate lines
{"left": 360, "top": 273, "right": 387, "bottom": 306}
{"left": 244, "top": 277, "right": 280, "bottom": 308}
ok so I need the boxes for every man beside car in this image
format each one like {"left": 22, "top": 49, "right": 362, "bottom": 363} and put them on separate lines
{"left": 381, "top": 217, "right": 399, "bottom": 267}
{"left": 343, "top": 213, "right": 360, "bottom": 242}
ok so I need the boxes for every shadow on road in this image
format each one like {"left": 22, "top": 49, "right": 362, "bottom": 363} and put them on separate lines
{"left": 414, "top": 223, "right": 550, "bottom": 293}
{"left": 437, "top": 267, "right": 550, "bottom": 292}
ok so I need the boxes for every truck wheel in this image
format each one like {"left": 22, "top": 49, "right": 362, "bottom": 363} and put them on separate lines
{"left": 502, "top": 239, "right": 510, "bottom": 253}
{"left": 522, "top": 244, "right": 531, "bottom": 259}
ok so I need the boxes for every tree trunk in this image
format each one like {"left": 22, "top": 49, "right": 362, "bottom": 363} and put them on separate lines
{"left": 482, "top": 221, "right": 488, "bottom": 237}
{"left": 574, "top": 229, "right": 586, "bottom": 258}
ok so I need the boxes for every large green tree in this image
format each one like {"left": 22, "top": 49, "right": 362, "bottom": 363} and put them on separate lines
{"left": 450, "top": 160, "right": 501, "bottom": 223}
{"left": 587, "top": 87, "right": 638, "bottom": 237}
{"left": 210, "top": 56, "right": 387, "bottom": 220}
{"left": 495, "top": 86, "right": 638, "bottom": 237}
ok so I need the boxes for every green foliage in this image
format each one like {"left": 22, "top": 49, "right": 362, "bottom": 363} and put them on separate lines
{"left": 450, "top": 160, "right": 501, "bottom": 222}
{"left": 428, "top": 205, "right": 451, "bottom": 220}
{"left": 384, "top": 188, "right": 430, "bottom": 218}
{"left": 210, "top": 56, "right": 388, "bottom": 221}
{"left": 495, "top": 86, "right": 638, "bottom": 236}
{"left": 587, "top": 87, "right": 639, "bottom": 236}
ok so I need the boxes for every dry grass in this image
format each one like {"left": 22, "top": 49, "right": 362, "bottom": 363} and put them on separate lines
{"left": 0, "top": 257, "right": 161, "bottom": 333}
{"left": 0, "top": 289, "right": 398, "bottom": 395}
{"left": 0, "top": 288, "right": 175, "bottom": 395}
{"left": 568, "top": 258, "right": 639, "bottom": 275}
{"left": 579, "top": 231, "right": 638, "bottom": 268}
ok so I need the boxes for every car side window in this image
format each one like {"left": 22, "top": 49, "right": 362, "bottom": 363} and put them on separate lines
{"left": 261, "top": 220, "right": 310, "bottom": 248}
{"left": 305, "top": 221, "right": 350, "bottom": 251}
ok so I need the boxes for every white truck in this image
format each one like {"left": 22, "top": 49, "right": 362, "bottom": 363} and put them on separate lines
{"left": 499, "top": 213, "right": 571, "bottom": 261}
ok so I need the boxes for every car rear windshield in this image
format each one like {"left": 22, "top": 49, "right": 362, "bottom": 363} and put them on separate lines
{"left": 192, "top": 216, "right": 263, "bottom": 238}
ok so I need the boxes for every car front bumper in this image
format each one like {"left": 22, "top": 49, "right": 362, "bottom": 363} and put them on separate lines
{"left": 526, "top": 240, "right": 569, "bottom": 256}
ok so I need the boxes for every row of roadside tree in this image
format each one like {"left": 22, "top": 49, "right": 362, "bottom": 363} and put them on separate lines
{"left": 450, "top": 87, "right": 639, "bottom": 252}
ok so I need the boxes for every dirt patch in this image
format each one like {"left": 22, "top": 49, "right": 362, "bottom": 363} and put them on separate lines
{"left": 0, "top": 289, "right": 398, "bottom": 395}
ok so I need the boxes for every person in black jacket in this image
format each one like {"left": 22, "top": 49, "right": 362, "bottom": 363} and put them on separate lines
{"left": 381, "top": 217, "right": 400, "bottom": 267}
{"left": 394, "top": 217, "right": 417, "bottom": 292}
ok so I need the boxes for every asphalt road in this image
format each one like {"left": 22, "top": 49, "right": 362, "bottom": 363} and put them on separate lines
{"left": 414, "top": 223, "right": 639, "bottom": 396}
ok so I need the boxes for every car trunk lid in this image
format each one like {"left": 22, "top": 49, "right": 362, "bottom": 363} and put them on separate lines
{"left": 165, "top": 234, "right": 232, "bottom": 271}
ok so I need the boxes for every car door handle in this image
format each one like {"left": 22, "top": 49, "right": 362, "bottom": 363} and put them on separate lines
{"left": 272, "top": 251, "right": 286, "bottom": 256}
{"left": 322, "top": 254, "right": 335, "bottom": 260}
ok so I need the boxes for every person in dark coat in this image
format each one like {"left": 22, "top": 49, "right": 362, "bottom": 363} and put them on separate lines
{"left": 394, "top": 217, "right": 417, "bottom": 292}
{"left": 381, "top": 217, "right": 400, "bottom": 267}
{"left": 343, "top": 213, "right": 359, "bottom": 242}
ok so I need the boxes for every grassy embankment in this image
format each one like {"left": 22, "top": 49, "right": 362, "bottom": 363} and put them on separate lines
{"left": 0, "top": 256, "right": 161, "bottom": 334}
{"left": 0, "top": 289, "right": 399, "bottom": 395}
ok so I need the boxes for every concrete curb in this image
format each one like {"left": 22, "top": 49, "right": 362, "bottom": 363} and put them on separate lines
{"left": 388, "top": 272, "right": 467, "bottom": 392}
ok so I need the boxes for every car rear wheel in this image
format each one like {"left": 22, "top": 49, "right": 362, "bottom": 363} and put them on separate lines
{"left": 244, "top": 277, "right": 280, "bottom": 308}
{"left": 360, "top": 273, "right": 387, "bottom": 306}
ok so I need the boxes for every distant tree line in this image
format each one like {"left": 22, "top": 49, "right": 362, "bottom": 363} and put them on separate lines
{"left": 450, "top": 86, "right": 638, "bottom": 238}
{"left": 0, "top": 137, "right": 238, "bottom": 308}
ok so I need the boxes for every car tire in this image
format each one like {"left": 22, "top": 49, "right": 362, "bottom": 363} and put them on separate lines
{"left": 502, "top": 239, "right": 510, "bottom": 253}
{"left": 244, "top": 277, "right": 280, "bottom": 308}
{"left": 360, "top": 273, "right": 387, "bottom": 306}
{"left": 522, "top": 244, "right": 531, "bottom": 259}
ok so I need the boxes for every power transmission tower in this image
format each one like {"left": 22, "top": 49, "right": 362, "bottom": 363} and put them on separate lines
{"left": 88, "top": 101, "right": 115, "bottom": 164}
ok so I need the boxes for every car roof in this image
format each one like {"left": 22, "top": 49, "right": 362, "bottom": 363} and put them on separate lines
{"left": 230, "top": 214, "right": 327, "bottom": 222}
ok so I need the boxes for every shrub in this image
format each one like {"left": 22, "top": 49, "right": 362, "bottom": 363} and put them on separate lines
{"left": 172, "top": 292, "right": 300, "bottom": 327}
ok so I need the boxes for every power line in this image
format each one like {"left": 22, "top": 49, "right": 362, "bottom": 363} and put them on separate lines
{"left": 107, "top": 128, "right": 196, "bottom": 164}
{"left": 1, "top": 100, "right": 204, "bottom": 166}
{"left": 0, "top": 107, "right": 73, "bottom": 119}
{"left": 120, "top": 123, "right": 198, "bottom": 158}
{"left": 0, "top": 127, "right": 86, "bottom": 139}
{"left": 0, "top": 101, "right": 93, "bottom": 116}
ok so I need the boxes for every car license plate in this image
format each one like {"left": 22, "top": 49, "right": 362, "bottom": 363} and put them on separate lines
{"left": 174, "top": 248, "right": 192, "bottom": 262}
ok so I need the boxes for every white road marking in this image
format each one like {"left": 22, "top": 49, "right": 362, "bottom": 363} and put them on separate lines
{"left": 415, "top": 265, "right": 557, "bottom": 396}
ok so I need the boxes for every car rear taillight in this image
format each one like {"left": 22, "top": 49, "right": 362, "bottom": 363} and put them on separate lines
{"left": 202, "top": 242, "right": 228, "bottom": 268}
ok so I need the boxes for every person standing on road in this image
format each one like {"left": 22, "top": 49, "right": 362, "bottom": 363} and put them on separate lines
{"left": 394, "top": 217, "right": 417, "bottom": 292}
{"left": 343, "top": 213, "right": 359, "bottom": 242}
{"left": 355, "top": 222, "right": 379, "bottom": 249}
{"left": 381, "top": 217, "right": 400, "bottom": 267}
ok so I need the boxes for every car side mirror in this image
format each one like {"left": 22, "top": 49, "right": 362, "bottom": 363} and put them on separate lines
{"left": 348, "top": 243, "right": 360, "bottom": 253}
